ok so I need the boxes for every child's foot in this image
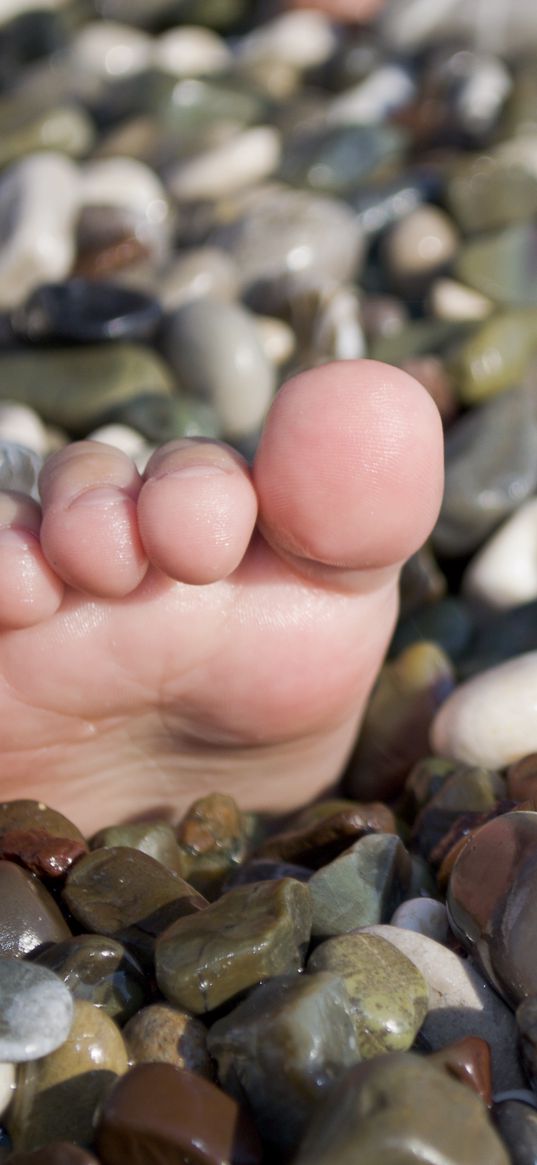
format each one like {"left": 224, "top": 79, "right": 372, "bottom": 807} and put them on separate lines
{"left": 0, "top": 361, "right": 442, "bottom": 833}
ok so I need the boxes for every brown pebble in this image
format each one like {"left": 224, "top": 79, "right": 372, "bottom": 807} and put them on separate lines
{"left": 256, "top": 802, "right": 395, "bottom": 869}
{"left": 506, "top": 753, "right": 537, "bottom": 801}
{"left": 429, "top": 1037, "right": 493, "bottom": 1107}
{"left": 0, "top": 829, "right": 87, "bottom": 879}
{"left": 123, "top": 1003, "right": 213, "bottom": 1078}
{"left": 95, "top": 1062, "right": 261, "bottom": 1165}
{"left": 0, "top": 861, "right": 71, "bottom": 956}
{"left": 0, "top": 801, "right": 85, "bottom": 845}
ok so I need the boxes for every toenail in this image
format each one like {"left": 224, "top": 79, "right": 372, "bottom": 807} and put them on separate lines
{"left": 67, "top": 486, "right": 131, "bottom": 510}
{"left": 153, "top": 462, "right": 233, "bottom": 481}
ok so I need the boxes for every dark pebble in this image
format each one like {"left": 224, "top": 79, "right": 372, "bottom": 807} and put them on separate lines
{"left": 12, "top": 280, "right": 162, "bottom": 344}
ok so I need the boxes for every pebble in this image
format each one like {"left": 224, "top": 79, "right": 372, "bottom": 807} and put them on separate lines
{"left": 447, "top": 809, "right": 537, "bottom": 1005}
{"left": 160, "top": 299, "right": 276, "bottom": 439}
{"left": 79, "top": 157, "right": 172, "bottom": 267}
{"left": 293, "top": 1052, "right": 510, "bottom": 1165}
{"left": 507, "top": 753, "right": 537, "bottom": 802}
{"left": 430, "top": 1036, "right": 493, "bottom": 1107}
{"left": 67, "top": 22, "right": 153, "bottom": 97}
{"left": 0, "top": 105, "right": 95, "bottom": 172}
{"left": 209, "top": 972, "right": 359, "bottom": 1152}
{"left": 0, "top": 440, "right": 42, "bottom": 501}
{"left": 155, "top": 877, "right": 312, "bottom": 1014}
{"left": 447, "top": 151, "right": 537, "bottom": 235}
{"left": 0, "top": 404, "right": 49, "bottom": 457}
{"left": 433, "top": 380, "right": 537, "bottom": 556}
{"left": 0, "top": 861, "right": 71, "bottom": 956}
{"left": 7, "top": 1000, "right": 129, "bottom": 1153}
{"left": 456, "top": 223, "right": 537, "bottom": 308}
{"left": 32, "top": 934, "right": 148, "bottom": 1026}
{"left": 429, "top": 277, "right": 493, "bottom": 323}
{"left": 153, "top": 26, "right": 231, "bottom": 76}
{"left": 0, "top": 344, "right": 174, "bottom": 435}
{"left": 0, "top": 958, "right": 73, "bottom": 1062}
{"left": 411, "top": 764, "right": 506, "bottom": 861}
{"left": 157, "top": 247, "right": 239, "bottom": 311}
{"left": 63, "top": 848, "right": 207, "bottom": 968}
{"left": 327, "top": 62, "right": 416, "bottom": 126}
{"left": 175, "top": 792, "right": 250, "bottom": 899}
{"left": 383, "top": 204, "right": 459, "bottom": 286}
{"left": 280, "top": 123, "right": 406, "bottom": 197}
{"left": 493, "top": 1100, "right": 537, "bottom": 1165}
{"left": 210, "top": 186, "right": 364, "bottom": 312}
{"left": 364, "top": 925, "right": 524, "bottom": 1090}
{"left": 86, "top": 423, "right": 149, "bottom": 461}
{"left": 345, "top": 642, "right": 455, "bottom": 802}
{"left": 463, "top": 498, "right": 537, "bottom": 609}
{"left": 253, "top": 314, "right": 295, "bottom": 367}
{"left": 452, "top": 309, "right": 537, "bottom": 405}
{"left": 432, "top": 652, "right": 537, "bottom": 770}
{"left": 0, "top": 152, "right": 80, "bottom": 310}
{"left": 169, "top": 126, "right": 281, "bottom": 203}
{"left": 235, "top": 9, "right": 336, "bottom": 71}
{"left": 307, "top": 932, "right": 429, "bottom": 1056}
{"left": 308, "top": 832, "right": 411, "bottom": 938}
{"left": 390, "top": 896, "right": 450, "bottom": 943}
{"left": 122, "top": 1003, "right": 212, "bottom": 1077}
{"left": 95, "top": 1062, "right": 261, "bottom": 1165}
{"left": 90, "top": 820, "right": 186, "bottom": 877}
{"left": 257, "top": 799, "right": 395, "bottom": 869}
{"left": 390, "top": 595, "right": 474, "bottom": 662}
{"left": 12, "top": 279, "right": 163, "bottom": 344}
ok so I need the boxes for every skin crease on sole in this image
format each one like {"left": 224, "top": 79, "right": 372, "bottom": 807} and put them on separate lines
{"left": 0, "top": 360, "right": 443, "bottom": 834}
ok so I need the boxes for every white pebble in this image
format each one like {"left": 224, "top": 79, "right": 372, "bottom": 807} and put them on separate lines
{"left": 0, "top": 0, "right": 65, "bottom": 20}
{"left": 169, "top": 126, "right": 281, "bottom": 203}
{"left": 235, "top": 9, "right": 337, "bottom": 70}
{"left": 68, "top": 21, "right": 152, "bottom": 89}
{"left": 0, "top": 440, "right": 43, "bottom": 500}
{"left": 153, "top": 26, "right": 231, "bottom": 76}
{"left": 87, "top": 424, "right": 150, "bottom": 460}
{"left": 431, "top": 651, "right": 537, "bottom": 770}
{"left": 390, "top": 898, "right": 450, "bottom": 944}
{"left": 0, "top": 153, "right": 80, "bottom": 310}
{"left": 253, "top": 315, "right": 295, "bottom": 367}
{"left": 0, "top": 1063, "right": 14, "bottom": 1119}
{"left": 80, "top": 156, "right": 172, "bottom": 264}
{"left": 384, "top": 204, "right": 459, "bottom": 280}
{"left": 0, "top": 403, "right": 49, "bottom": 457}
{"left": 429, "top": 277, "right": 493, "bottom": 322}
{"left": 463, "top": 497, "right": 537, "bottom": 609}
{"left": 364, "top": 925, "right": 523, "bottom": 1089}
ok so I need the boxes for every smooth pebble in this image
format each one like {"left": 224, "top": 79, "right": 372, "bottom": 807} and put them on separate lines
{"left": 431, "top": 652, "right": 537, "bottom": 770}
{"left": 169, "top": 126, "right": 281, "bottom": 203}
{"left": 463, "top": 497, "right": 537, "bottom": 609}
{"left": 0, "top": 958, "right": 73, "bottom": 1062}
{"left": 390, "top": 896, "right": 450, "bottom": 943}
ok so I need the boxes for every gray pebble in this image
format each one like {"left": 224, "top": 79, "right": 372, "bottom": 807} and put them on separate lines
{"left": 0, "top": 957, "right": 74, "bottom": 1062}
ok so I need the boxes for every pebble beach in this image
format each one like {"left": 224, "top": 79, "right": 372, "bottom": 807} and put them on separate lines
{"left": 2, "top": 0, "right": 537, "bottom": 1161}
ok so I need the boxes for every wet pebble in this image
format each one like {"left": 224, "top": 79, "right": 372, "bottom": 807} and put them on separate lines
{"left": 155, "top": 877, "right": 312, "bottom": 1014}
{"left": 430, "top": 1036, "right": 493, "bottom": 1107}
{"left": 32, "top": 934, "right": 148, "bottom": 1026}
{"left": 0, "top": 861, "right": 71, "bottom": 957}
{"left": 307, "top": 931, "right": 429, "bottom": 1057}
{"left": 7, "top": 1000, "right": 128, "bottom": 1153}
{"left": 208, "top": 972, "right": 360, "bottom": 1153}
{"left": 175, "top": 793, "right": 250, "bottom": 899}
{"left": 308, "top": 832, "right": 411, "bottom": 937}
{"left": 0, "top": 958, "right": 73, "bottom": 1062}
{"left": 256, "top": 798, "right": 395, "bottom": 869}
{"left": 294, "top": 1052, "right": 510, "bottom": 1165}
{"left": 62, "top": 847, "right": 207, "bottom": 967}
{"left": 95, "top": 1062, "right": 261, "bottom": 1165}
{"left": 447, "top": 809, "right": 537, "bottom": 1006}
{"left": 123, "top": 1003, "right": 212, "bottom": 1077}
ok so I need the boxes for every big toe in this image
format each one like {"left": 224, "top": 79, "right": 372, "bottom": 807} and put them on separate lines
{"left": 253, "top": 359, "right": 444, "bottom": 587}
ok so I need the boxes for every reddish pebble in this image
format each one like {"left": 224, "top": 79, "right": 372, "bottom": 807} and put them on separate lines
{"left": 96, "top": 1062, "right": 262, "bottom": 1165}
{"left": 429, "top": 1036, "right": 493, "bottom": 1107}
{"left": 0, "top": 828, "right": 87, "bottom": 878}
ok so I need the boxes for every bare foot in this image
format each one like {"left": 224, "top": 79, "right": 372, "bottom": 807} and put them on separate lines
{"left": 0, "top": 361, "right": 442, "bottom": 833}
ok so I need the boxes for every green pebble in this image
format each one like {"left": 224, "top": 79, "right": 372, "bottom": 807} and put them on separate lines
{"left": 308, "top": 833, "right": 411, "bottom": 938}
{"left": 307, "top": 932, "right": 429, "bottom": 1057}
{"left": 155, "top": 877, "right": 312, "bottom": 1014}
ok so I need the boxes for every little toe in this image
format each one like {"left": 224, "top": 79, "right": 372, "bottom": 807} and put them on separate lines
{"left": 39, "top": 441, "right": 147, "bottom": 597}
{"left": 0, "top": 492, "right": 64, "bottom": 628}
{"left": 253, "top": 359, "right": 444, "bottom": 589}
{"left": 137, "top": 439, "right": 257, "bottom": 584}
